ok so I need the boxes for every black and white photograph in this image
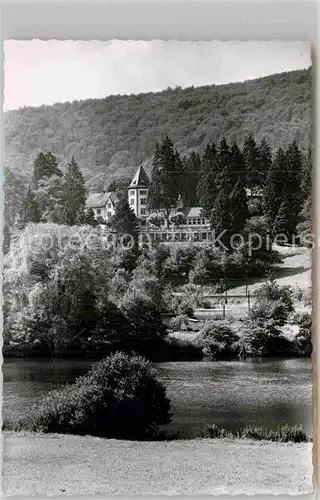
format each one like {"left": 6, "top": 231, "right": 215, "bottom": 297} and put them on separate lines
{"left": 2, "top": 40, "right": 313, "bottom": 496}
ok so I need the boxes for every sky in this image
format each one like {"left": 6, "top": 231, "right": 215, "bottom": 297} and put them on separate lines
{"left": 4, "top": 40, "right": 311, "bottom": 111}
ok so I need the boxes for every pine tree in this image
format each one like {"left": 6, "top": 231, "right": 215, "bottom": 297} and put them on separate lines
{"left": 201, "top": 138, "right": 234, "bottom": 247}
{"left": 258, "top": 138, "right": 272, "bottom": 187}
{"left": 83, "top": 208, "right": 98, "bottom": 226}
{"left": 263, "top": 147, "right": 287, "bottom": 224}
{"left": 62, "top": 157, "right": 87, "bottom": 225}
{"left": 148, "top": 143, "right": 163, "bottom": 210}
{"left": 19, "top": 189, "right": 41, "bottom": 224}
{"left": 197, "top": 143, "right": 219, "bottom": 213}
{"left": 148, "top": 137, "right": 180, "bottom": 219}
{"left": 229, "top": 142, "right": 248, "bottom": 233}
{"left": 283, "top": 141, "right": 303, "bottom": 235}
{"left": 300, "top": 147, "right": 312, "bottom": 202}
{"left": 243, "top": 135, "right": 261, "bottom": 193}
{"left": 273, "top": 197, "right": 295, "bottom": 239}
{"left": 110, "top": 198, "right": 140, "bottom": 244}
{"left": 182, "top": 151, "right": 202, "bottom": 206}
{"left": 32, "top": 151, "right": 62, "bottom": 188}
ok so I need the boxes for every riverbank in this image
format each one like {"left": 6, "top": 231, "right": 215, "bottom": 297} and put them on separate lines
{"left": 2, "top": 431, "right": 313, "bottom": 496}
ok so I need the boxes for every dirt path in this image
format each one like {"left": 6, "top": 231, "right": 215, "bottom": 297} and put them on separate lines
{"left": 2, "top": 432, "right": 314, "bottom": 496}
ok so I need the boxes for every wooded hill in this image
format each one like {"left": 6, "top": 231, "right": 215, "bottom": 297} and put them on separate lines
{"left": 4, "top": 68, "right": 312, "bottom": 224}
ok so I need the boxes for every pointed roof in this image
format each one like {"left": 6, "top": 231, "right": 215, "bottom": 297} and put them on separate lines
{"left": 129, "top": 165, "right": 150, "bottom": 188}
{"left": 86, "top": 191, "right": 118, "bottom": 208}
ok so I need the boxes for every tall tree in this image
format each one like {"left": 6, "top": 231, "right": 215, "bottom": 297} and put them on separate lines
{"left": 148, "top": 137, "right": 180, "bottom": 219}
{"left": 197, "top": 143, "right": 219, "bottom": 212}
{"left": 110, "top": 198, "right": 140, "bottom": 245}
{"left": 243, "top": 135, "right": 261, "bottom": 193}
{"left": 19, "top": 188, "right": 41, "bottom": 224}
{"left": 258, "top": 138, "right": 272, "bottom": 187}
{"left": 229, "top": 142, "right": 248, "bottom": 233}
{"left": 263, "top": 147, "right": 287, "bottom": 224}
{"left": 283, "top": 141, "right": 303, "bottom": 235}
{"left": 300, "top": 147, "right": 312, "bottom": 202}
{"left": 32, "top": 151, "right": 62, "bottom": 188}
{"left": 62, "top": 157, "right": 87, "bottom": 225}
{"left": 35, "top": 175, "right": 65, "bottom": 223}
{"left": 273, "top": 197, "right": 295, "bottom": 239}
{"left": 203, "top": 138, "right": 234, "bottom": 247}
{"left": 181, "top": 151, "right": 202, "bottom": 206}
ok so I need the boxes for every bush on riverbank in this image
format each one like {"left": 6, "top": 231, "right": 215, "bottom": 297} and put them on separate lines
{"left": 198, "top": 320, "right": 240, "bottom": 360}
{"left": 13, "top": 352, "right": 172, "bottom": 440}
{"left": 202, "top": 423, "right": 310, "bottom": 443}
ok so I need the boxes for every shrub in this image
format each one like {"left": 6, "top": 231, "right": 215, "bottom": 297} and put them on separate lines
{"left": 243, "top": 323, "right": 294, "bottom": 357}
{"left": 199, "top": 321, "right": 240, "bottom": 360}
{"left": 250, "top": 279, "right": 294, "bottom": 328}
{"left": 169, "top": 212, "right": 187, "bottom": 227}
{"left": 294, "top": 312, "right": 312, "bottom": 356}
{"left": 202, "top": 423, "right": 309, "bottom": 442}
{"left": 240, "top": 424, "right": 309, "bottom": 443}
{"left": 16, "top": 352, "right": 172, "bottom": 439}
{"left": 202, "top": 423, "right": 231, "bottom": 439}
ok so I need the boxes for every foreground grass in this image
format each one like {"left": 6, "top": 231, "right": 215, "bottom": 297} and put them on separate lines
{"left": 2, "top": 431, "right": 313, "bottom": 496}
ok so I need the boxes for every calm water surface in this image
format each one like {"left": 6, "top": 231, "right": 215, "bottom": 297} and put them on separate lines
{"left": 3, "top": 358, "right": 312, "bottom": 438}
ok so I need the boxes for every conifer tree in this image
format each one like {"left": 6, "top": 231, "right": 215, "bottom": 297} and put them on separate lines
{"left": 263, "top": 147, "right": 287, "bottom": 223}
{"left": 201, "top": 138, "right": 234, "bottom": 247}
{"left": 19, "top": 188, "right": 41, "bottom": 224}
{"left": 148, "top": 137, "right": 180, "bottom": 219}
{"left": 32, "top": 151, "right": 62, "bottom": 188}
{"left": 110, "top": 198, "right": 139, "bottom": 244}
{"left": 83, "top": 208, "right": 98, "bottom": 226}
{"left": 258, "top": 138, "right": 272, "bottom": 187}
{"left": 273, "top": 197, "right": 295, "bottom": 239}
{"left": 197, "top": 143, "right": 219, "bottom": 213}
{"left": 283, "top": 141, "right": 303, "bottom": 235}
{"left": 229, "top": 142, "right": 248, "bottom": 233}
{"left": 300, "top": 147, "right": 312, "bottom": 202}
{"left": 182, "top": 151, "right": 202, "bottom": 206}
{"left": 62, "top": 157, "right": 87, "bottom": 225}
{"left": 243, "top": 135, "right": 261, "bottom": 193}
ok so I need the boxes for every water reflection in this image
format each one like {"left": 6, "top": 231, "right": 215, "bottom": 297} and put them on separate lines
{"left": 3, "top": 358, "right": 312, "bottom": 438}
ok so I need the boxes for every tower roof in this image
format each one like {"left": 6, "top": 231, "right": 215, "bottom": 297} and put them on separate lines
{"left": 128, "top": 165, "right": 150, "bottom": 188}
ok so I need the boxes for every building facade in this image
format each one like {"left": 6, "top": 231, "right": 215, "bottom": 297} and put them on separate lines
{"left": 127, "top": 165, "right": 150, "bottom": 219}
{"left": 86, "top": 191, "right": 119, "bottom": 221}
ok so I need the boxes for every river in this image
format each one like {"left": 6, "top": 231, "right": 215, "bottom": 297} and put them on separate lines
{"left": 3, "top": 358, "right": 312, "bottom": 438}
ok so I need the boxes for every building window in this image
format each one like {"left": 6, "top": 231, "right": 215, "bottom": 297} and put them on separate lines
{"left": 193, "top": 218, "right": 197, "bottom": 225}
{"left": 130, "top": 190, "right": 135, "bottom": 196}
{"left": 97, "top": 209, "right": 101, "bottom": 215}
{"left": 130, "top": 199, "right": 135, "bottom": 205}
{"left": 140, "top": 198, "right": 147, "bottom": 205}
{"left": 187, "top": 219, "right": 192, "bottom": 225}
{"left": 107, "top": 202, "right": 112, "bottom": 208}
{"left": 201, "top": 218, "right": 206, "bottom": 225}
{"left": 197, "top": 218, "right": 201, "bottom": 225}
{"left": 141, "top": 208, "right": 147, "bottom": 215}
{"left": 140, "top": 190, "right": 147, "bottom": 195}
{"left": 107, "top": 211, "right": 112, "bottom": 218}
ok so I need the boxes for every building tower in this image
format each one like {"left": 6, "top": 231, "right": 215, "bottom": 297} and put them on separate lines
{"left": 128, "top": 165, "right": 150, "bottom": 218}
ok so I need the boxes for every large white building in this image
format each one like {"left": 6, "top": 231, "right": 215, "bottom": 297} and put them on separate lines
{"left": 86, "top": 165, "right": 210, "bottom": 237}
{"left": 127, "top": 165, "right": 150, "bottom": 219}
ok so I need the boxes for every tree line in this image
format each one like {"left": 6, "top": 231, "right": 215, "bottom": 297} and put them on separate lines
{"left": 147, "top": 135, "right": 312, "bottom": 243}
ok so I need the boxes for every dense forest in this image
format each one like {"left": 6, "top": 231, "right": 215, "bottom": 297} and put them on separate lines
{"left": 4, "top": 68, "right": 312, "bottom": 226}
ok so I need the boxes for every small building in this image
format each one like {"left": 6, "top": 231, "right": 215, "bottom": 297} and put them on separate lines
{"left": 86, "top": 191, "right": 119, "bottom": 222}
{"left": 127, "top": 165, "right": 150, "bottom": 219}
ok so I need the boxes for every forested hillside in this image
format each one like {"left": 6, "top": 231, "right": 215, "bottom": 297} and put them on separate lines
{"left": 4, "top": 68, "right": 312, "bottom": 225}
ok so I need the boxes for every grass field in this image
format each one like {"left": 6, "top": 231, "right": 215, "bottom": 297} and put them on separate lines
{"left": 2, "top": 432, "right": 314, "bottom": 496}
